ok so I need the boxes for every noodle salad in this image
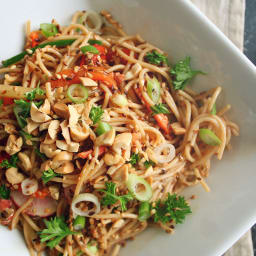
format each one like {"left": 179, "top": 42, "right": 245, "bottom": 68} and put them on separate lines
{"left": 0, "top": 10, "right": 239, "bottom": 256}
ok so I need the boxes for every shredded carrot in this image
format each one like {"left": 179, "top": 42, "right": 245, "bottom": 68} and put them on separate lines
{"left": 134, "top": 87, "right": 151, "bottom": 111}
{"left": 77, "top": 150, "right": 93, "bottom": 159}
{"left": 77, "top": 146, "right": 106, "bottom": 159}
{"left": 134, "top": 87, "right": 170, "bottom": 134}
{"left": 98, "top": 146, "right": 106, "bottom": 155}
{"left": 154, "top": 114, "right": 169, "bottom": 134}
{"left": 89, "top": 71, "right": 116, "bottom": 88}
{"left": 51, "top": 66, "right": 116, "bottom": 88}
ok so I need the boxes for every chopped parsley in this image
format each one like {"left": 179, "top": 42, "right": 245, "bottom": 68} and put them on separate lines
{"left": 25, "top": 82, "right": 45, "bottom": 101}
{"left": 0, "top": 184, "right": 10, "bottom": 199}
{"left": 129, "top": 153, "right": 140, "bottom": 166}
{"left": 151, "top": 103, "right": 170, "bottom": 115}
{"left": 153, "top": 193, "right": 191, "bottom": 224}
{"left": 13, "top": 99, "right": 43, "bottom": 128}
{"left": 13, "top": 99, "right": 31, "bottom": 128}
{"left": 144, "top": 160, "right": 155, "bottom": 169}
{"left": 99, "top": 182, "right": 133, "bottom": 211}
{"left": 0, "top": 154, "right": 19, "bottom": 169}
{"left": 145, "top": 50, "right": 168, "bottom": 66}
{"left": 42, "top": 169, "right": 61, "bottom": 184}
{"left": 170, "top": 56, "right": 205, "bottom": 90}
{"left": 89, "top": 106, "right": 104, "bottom": 124}
{"left": 39, "top": 216, "right": 77, "bottom": 248}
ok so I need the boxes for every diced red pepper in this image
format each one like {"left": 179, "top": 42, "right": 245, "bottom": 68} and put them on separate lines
{"left": 0, "top": 199, "right": 12, "bottom": 211}
{"left": 33, "top": 188, "right": 49, "bottom": 199}
{"left": 120, "top": 48, "right": 130, "bottom": 65}
{"left": 29, "top": 31, "right": 40, "bottom": 48}
{"left": 1, "top": 97, "right": 14, "bottom": 106}
{"left": 79, "top": 55, "right": 86, "bottom": 66}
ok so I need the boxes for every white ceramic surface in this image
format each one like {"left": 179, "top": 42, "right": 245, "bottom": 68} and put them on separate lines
{"left": 0, "top": 0, "right": 256, "bottom": 255}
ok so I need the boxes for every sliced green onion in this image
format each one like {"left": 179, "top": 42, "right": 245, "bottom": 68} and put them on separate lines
{"left": 95, "top": 121, "right": 112, "bottom": 136}
{"left": 112, "top": 94, "right": 128, "bottom": 107}
{"left": 126, "top": 174, "right": 152, "bottom": 202}
{"left": 211, "top": 103, "right": 217, "bottom": 115}
{"left": 88, "top": 39, "right": 102, "bottom": 45}
{"left": 87, "top": 241, "right": 98, "bottom": 254}
{"left": 147, "top": 77, "right": 161, "bottom": 103}
{"left": 81, "top": 45, "right": 99, "bottom": 55}
{"left": 67, "top": 84, "right": 88, "bottom": 104}
{"left": 73, "top": 216, "right": 86, "bottom": 231}
{"left": 40, "top": 23, "right": 58, "bottom": 38}
{"left": 2, "top": 39, "right": 76, "bottom": 67}
{"left": 138, "top": 201, "right": 151, "bottom": 221}
{"left": 199, "top": 128, "right": 222, "bottom": 146}
{"left": 76, "top": 251, "right": 83, "bottom": 256}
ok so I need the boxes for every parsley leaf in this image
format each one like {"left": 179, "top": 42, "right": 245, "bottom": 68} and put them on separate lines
{"left": 13, "top": 99, "right": 31, "bottom": 128}
{"left": 25, "top": 82, "right": 45, "bottom": 101}
{"left": 151, "top": 104, "right": 170, "bottom": 115}
{"left": 13, "top": 99, "right": 44, "bottom": 128}
{"left": 89, "top": 106, "right": 104, "bottom": 124}
{"left": 170, "top": 56, "right": 205, "bottom": 90}
{"left": 39, "top": 216, "right": 77, "bottom": 248}
{"left": 144, "top": 160, "right": 155, "bottom": 169}
{"left": 153, "top": 193, "right": 191, "bottom": 224}
{"left": 99, "top": 182, "right": 133, "bottom": 211}
{"left": 145, "top": 50, "right": 168, "bottom": 66}
{"left": 0, "top": 99, "right": 3, "bottom": 107}
{"left": 42, "top": 169, "right": 61, "bottom": 184}
{"left": 0, "top": 184, "right": 10, "bottom": 199}
{"left": 0, "top": 154, "right": 19, "bottom": 169}
{"left": 129, "top": 153, "right": 140, "bottom": 166}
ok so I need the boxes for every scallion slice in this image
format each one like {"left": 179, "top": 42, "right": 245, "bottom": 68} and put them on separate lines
{"left": 73, "top": 216, "right": 86, "bottom": 231}
{"left": 87, "top": 241, "right": 98, "bottom": 254}
{"left": 67, "top": 84, "right": 88, "bottom": 104}
{"left": 138, "top": 201, "right": 151, "bottom": 221}
{"left": 95, "top": 121, "right": 112, "bottom": 136}
{"left": 2, "top": 39, "right": 76, "bottom": 67}
{"left": 88, "top": 39, "right": 102, "bottom": 45}
{"left": 126, "top": 174, "right": 152, "bottom": 202}
{"left": 199, "top": 128, "right": 221, "bottom": 146}
{"left": 147, "top": 77, "right": 161, "bottom": 103}
{"left": 211, "top": 103, "right": 217, "bottom": 115}
{"left": 80, "top": 45, "right": 99, "bottom": 54}
{"left": 40, "top": 23, "right": 58, "bottom": 38}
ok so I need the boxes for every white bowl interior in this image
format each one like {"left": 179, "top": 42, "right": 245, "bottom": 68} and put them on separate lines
{"left": 0, "top": 0, "right": 256, "bottom": 255}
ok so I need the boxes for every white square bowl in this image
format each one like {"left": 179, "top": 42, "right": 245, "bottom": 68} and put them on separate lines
{"left": 0, "top": 0, "right": 256, "bottom": 255}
